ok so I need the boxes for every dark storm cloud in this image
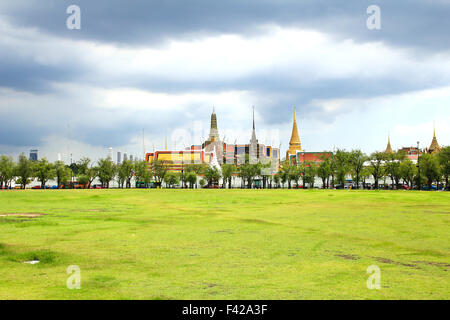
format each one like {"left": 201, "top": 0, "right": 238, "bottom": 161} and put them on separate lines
{"left": 1, "top": 0, "right": 449, "bottom": 51}
{"left": 0, "top": 0, "right": 449, "bottom": 153}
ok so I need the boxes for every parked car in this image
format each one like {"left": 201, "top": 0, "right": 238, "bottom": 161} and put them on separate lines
{"left": 31, "top": 186, "right": 41, "bottom": 189}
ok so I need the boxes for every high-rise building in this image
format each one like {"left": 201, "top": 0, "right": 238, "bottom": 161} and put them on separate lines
{"left": 29, "top": 149, "right": 38, "bottom": 161}
{"left": 123, "top": 152, "right": 128, "bottom": 161}
{"left": 117, "top": 151, "right": 122, "bottom": 164}
{"left": 130, "top": 155, "right": 134, "bottom": 162}
{"left": 108, "top": 147, "right": 113, "bottom": 162}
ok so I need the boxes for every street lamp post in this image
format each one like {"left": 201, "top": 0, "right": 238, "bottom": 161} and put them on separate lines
{"left": 303, "top": 150, "right": 306, "bottom": 189}
{"left": 417, "top": 141, "right": 421, "bottom": 191}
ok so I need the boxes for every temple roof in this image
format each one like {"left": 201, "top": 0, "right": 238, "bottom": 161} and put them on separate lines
{"left": 385, "top": 136, "right": 393, "bottom": 154}
{"left": 428, "top": 127, "right": 441, "bottom": 154}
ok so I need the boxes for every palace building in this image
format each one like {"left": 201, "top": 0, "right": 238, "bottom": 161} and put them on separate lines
{"left": 384, "top": 125, "right": 442, "bottom": 160}
{"left": 146, "top": 108, "right": 280, "bottom": 172}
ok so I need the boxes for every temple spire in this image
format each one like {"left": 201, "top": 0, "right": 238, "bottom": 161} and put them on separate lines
{"left": 252, "top": 106, "right": 255, "bottom": 130}
{"left": 428, "top": 122, "right": 441, "bottom": 154}
{"left": 385, "top": 134, "right": 393, "bottom": 154}
{"left": 286, "top": 107, "right": 302, "bottom": 159}
{"left": 249, "top": 106, "right": 258, "bottom": 163}
{"left": 208, "top": 107, "right": 219, "bottom": 142}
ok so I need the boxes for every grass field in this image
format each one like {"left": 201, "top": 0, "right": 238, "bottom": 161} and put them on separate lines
{"left": 0, "top": 189, "right": 448, "bottom": 300}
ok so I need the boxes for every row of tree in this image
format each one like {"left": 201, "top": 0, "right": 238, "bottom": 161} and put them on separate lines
{"left": 0, "top": 154, "right": 144, "bottom": 189}
{"left": 1, "top": 146, "right": 449, "bottom": 190}
{"left": 276, "top": 148, "right": 450, "bottom": 190}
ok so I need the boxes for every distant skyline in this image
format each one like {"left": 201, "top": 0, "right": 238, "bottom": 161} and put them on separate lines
{"left": 0, "top": 0, "right": 449, "bottom": 162}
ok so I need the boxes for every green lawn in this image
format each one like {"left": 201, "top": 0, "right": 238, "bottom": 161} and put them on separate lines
{"left": 0, "top": 189, "right": 448, "bottom": 300}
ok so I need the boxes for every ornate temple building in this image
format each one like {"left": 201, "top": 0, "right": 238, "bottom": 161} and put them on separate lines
{"left": 385, "top": 136, "right": 393, "bottom": 154}
{"left": 285, "top": 108, "right": 332, "bottom": 165}
{"left": 384, "top": 125, "right": 442, "bottom": 160}
{"left": 427, "top": 126, "right": 442, "bottom": 154}
{"left": 146, "top": 108, "right": 280, "bottom": 172}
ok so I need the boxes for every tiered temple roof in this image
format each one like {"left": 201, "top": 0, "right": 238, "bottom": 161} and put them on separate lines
{"left": 428, "top": 127, "right": 441, "bottom": 154}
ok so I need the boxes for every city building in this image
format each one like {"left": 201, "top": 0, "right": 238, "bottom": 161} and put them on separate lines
{"left": 117, "top": 151, "right": 122, "bottom": 164}
{"left": 29, "top": 149, "right": 38, "bottom": 161}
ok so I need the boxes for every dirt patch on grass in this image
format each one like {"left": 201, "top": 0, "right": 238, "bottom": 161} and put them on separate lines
{"left": 373, "top": 257, "right": 419, "bottom": 269}
{"left": 214, "top": 229, "right": 234, "bottom": 234}
{"left": 413, "top": 261, "right": 450, "bottom": 269}
{"left": 239, "top": 218, "right": 279, "bottom": 225}
{"left": 335, "top": 254, "right": 360, "bottom": 261}
{"left": 422, "top": 211, "right": 450, "bottom": 215}
{"left": 0, "top": 213, "right": 45, "bottom": 218}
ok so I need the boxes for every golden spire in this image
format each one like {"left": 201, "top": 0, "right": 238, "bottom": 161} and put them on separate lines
{"left": 428, "top": 122, "right": 441, "bottom": 154}
{"left": 286, "top": 107, "right": 302, "bottom": 159}
{"left": 385, "top": 134, "right": 393, "bottom": 154}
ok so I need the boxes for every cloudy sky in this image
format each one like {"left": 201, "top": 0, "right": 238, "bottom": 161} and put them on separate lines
{"left": 0, "top": 0, "right": 449, "bottom": 162}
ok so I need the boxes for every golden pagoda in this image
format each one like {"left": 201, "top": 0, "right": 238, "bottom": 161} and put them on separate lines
{"left": 428, "top": 125, "right": 441, "bottom": 154}
{"left": 286, "top": 107, "right": 302, "bottom": 159}
{"left": 385, "top": 135, "right": 393, "bottom": 154}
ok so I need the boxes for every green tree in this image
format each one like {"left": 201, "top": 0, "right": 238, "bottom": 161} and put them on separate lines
{"left": 34, "top": 158, "right": 55, "bottom": 188}
{"left": 15, "top": 154, "right": 34, "bottom": 189}
{"left": 304, "top": 161, "right": 317, "bottom": 188}
{"left": 221, "top": 164, "right": 236, "bottom": 189}
{"left": 97, "top": 158, "right": 116, "bottom": 188}
{"left": 317, "top": 157, "right": 332, "bottom": 189}
{"left": 369, "top": 152, "right": 387, "bottom": 189}
{"left": 334, "top": 150, "right": 350, "bottom": 187}
{"left": 76, "top": 157, "right": 98, "bottom": 188}
{"left": 78, "top": 174, "right": 90, "bottom": 187}
{"left": 296, "top": 162, "right": 306, "bottom": 187}
{"left": 273, "top": 173, "right": 281, "bottom": 188}
{"left": 164, "top": 172, "right": 179, "bottom": 188}
{"left": 385, "top": 151, "right": 406, "bottom": 189}
{"left": 279, "top": 162, "right": 297, "bottom": 189}
{"left": 348, "top": 150, "right": 367, "bottom": 189}
{"left": 186, "top": 171, "right": 197, "bottom": 188}
{"left": 117, "top": 160, "right": 134, "bottom": 188}
{"left": 54, "top": 161, "right": 71, "bottom": 188}
{"left": 134, "top": 160, "right": 152, "bottom": 187}
{"left": 438, "top": 146, "right": 450, "bottom": 190}
{"left": 152, "top": 160, "right": 169, "bottom": 187}
{"left": 204, "top": 167, "right": 221, "bottom": 187}
{"left": 360, "top": 166, "right": 372, "bottom": 189}
{"left": 419, "top": 153, "right": 441, "bottom": 189}
{"left": 399, "top": 159, "right": 417, "bottom": 188}
{"left": 0, "top": 155, "right": 15, "bottom": 189}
